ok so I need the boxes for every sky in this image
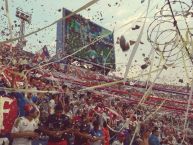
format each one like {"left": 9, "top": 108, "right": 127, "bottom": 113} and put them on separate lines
{"left": 0, "top": 0, "right": 193, "bottom": 86}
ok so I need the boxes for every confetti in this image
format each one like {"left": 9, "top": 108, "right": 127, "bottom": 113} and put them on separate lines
{"left": 141, "top": 64, "right": 148, "bottom": 69}
{"left": 119, "top": 35, "right": 130, "bottom": 51}
{"left": 108, "top": 4, "right": 111, "bottom": 7}
{"left": 131, "top": 25, "right": 140, "bottom": 30}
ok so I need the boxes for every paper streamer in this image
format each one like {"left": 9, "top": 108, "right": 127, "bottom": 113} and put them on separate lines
{"left": 144, "top": 100, "right": 166, "bottom": 121}
{"left": 138, "top": 38, "right": 178, "bottom": 106}
{"left": 181, "top": 74, "right": 193, "bottom": 144}
{"left": 127, "top": 1, "right": 151, "bottom": 144}
{"left": 80, "top": 80, "right": 123, "bottom": 91}
{"left": 177, "top": 3, "right": 193, "bottom": 142}
{"left": 138, "top": 69, "right": 163, "bottom": 105}
{"left": 4, "top": 0, "right": 14, "bottom": 71}
{"left": 181, "top": 49, "right": 190, "bottom": 81}
{"left": 123, "top": 0, "right": 150, "bottom": 83}
{"left": 129, "top": 122, "right": 140, "bottom": 145}
{"left": 145, "top": 51, "right": 155, "bottom": 89}
{"left": 0, "top": 87, "right": 59, "bottom": 94}
{"left": 105, "top": 107, "right": 123, "bottom": 120}
{"left": 93, "top": 108, "right": 125, "bottom": 133}
{"left": 5, "top": 0, "right": 13, "bottom": 40}
{"left": 80, "top": 67, "right": 163, "bottom": 91}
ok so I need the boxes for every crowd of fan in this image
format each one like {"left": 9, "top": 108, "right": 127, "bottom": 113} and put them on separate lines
{"left": 0, "top": 45, "right": 193, "bottom": 145}
{"left": 0, "top": 83, "right": 192, "bottom": 145}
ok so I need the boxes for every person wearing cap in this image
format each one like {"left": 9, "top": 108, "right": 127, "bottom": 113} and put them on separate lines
{"left": 11, "top": 104, "right": 39, "bottom": 145}
{"left": 112, "top": 132, "right": 125, "bottom": 145}
{"left": 41, "top": 104, "right": 72, "bottom": 145}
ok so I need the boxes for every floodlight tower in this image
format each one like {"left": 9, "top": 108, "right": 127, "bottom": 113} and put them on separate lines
{"left": 15, "top": 8, "right": 32, "bottom": 50}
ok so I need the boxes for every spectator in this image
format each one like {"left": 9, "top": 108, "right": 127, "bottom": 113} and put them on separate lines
{"left": 102, "top": 121, "right": 110, "bottom": 145}
{"left": 49, "top": 94, "right": 59, "bottom": 115}
{"left": 74, "top": 114, "right": 91, "bottom": 145}
{"left": 41, "top": 104, "right": 72, "bottom": 145}
{"left": 89, "top": 120, "right": 104, "bottom": 145}
{"left": 11, "top": 104, "right": 39, "bottom": 145}
{"left": 112, "top": 132, "right": 125, "bottom": 145}
{"left": 149, "top": 127, "right": 160, "bottom": 145}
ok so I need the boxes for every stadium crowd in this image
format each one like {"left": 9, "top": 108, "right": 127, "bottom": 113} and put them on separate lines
{"left": 1, "top": 86, "right": 193, "bottom": 145}
{"left": 0, "top": 44, "right": 193, "bottom": 145}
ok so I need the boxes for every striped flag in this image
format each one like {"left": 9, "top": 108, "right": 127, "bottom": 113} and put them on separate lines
{"left": 33, "top": 45, "right": 50, "bottom": 63}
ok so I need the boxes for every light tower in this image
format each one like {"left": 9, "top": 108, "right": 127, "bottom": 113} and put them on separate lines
{"left": 15, "top": 8, "right": 32, "bottom": 50}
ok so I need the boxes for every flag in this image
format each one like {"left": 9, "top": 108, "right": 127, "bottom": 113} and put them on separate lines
{"left": 33, "top": 45, "right": 50, "bottom": 63}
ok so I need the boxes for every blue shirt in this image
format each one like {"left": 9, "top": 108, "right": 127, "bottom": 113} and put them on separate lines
{"left": 149, "top": 134, "right": 160, "bottom": 145}
{"left": 89, "top": 129, "right": 103, "bottom": 145}
{"left": 90, "top": 129, "right": 103, "bottom": 138}
{"left": 12, "top": 92, "right": 28, "bottom": 116}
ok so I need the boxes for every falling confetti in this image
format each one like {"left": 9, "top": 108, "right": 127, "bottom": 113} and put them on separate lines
{"left": 163, "top": 65, "right": 168, "bottom": 70}
{"left": 108, "top": 4, "right": 111, "bottom": 7}
{"left": 141, "top": 0, "right": 145, "bottom": 3}
{"left": 141, "top": 64, "right": 148, "bottom": 69}
{"left": 119, "top": 35, "right": 130, "bottom": 51}
{"left": 179, "top": 79, "right": 183, "bottom": 83}
{"left": 131, "top": 25, "right": 140, "bottom": 30}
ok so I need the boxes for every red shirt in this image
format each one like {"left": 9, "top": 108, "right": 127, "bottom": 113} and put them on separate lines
{"left": 102, "top": 127, "right": 110, "bottom": 145}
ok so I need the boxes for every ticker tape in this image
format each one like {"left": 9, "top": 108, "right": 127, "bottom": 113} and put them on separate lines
{"left": 80, "top": 67, "right": 163, "bottom": 91}
{"left": 144, "top": 100, "right": 166, "bottom": 121}
{"left": 0, "top": 87, "right": 59, "bottom": 94}
{"left": 137, "top": 38, "right": 166, "bottom": 106}
{"left": 137, "top": 68, "right": 163, "bottom": 106}
{"left": 181, "top": 77, "right": 193, "bottom": 144}
{"left": 137, "top": 36, "right": 180, "bottom": 107}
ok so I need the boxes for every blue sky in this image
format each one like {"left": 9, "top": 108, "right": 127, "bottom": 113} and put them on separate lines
{"left": 0, "top": 0, "right": 193, "bottom": 86}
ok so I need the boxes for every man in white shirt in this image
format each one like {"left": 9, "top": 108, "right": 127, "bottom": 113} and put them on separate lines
{"left": 11, "top": 104, "right": 39, "bottom": 145}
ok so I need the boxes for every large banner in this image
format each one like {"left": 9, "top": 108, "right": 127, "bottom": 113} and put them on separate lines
{"left": 0, "top": 96, "right": 18, "bottom": 133}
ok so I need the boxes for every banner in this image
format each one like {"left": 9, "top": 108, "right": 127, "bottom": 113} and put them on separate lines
{"left": 0, "top": 96, "right": 18, "bottom": 133}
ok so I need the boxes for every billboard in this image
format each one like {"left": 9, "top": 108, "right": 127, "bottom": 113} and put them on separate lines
{"left": 56, "top": 8, "right": 115, "bottom": 71}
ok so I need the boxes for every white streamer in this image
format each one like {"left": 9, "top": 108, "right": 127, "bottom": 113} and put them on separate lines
{"left": 123, "top": 0, "right": 151, "bottom": 83}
